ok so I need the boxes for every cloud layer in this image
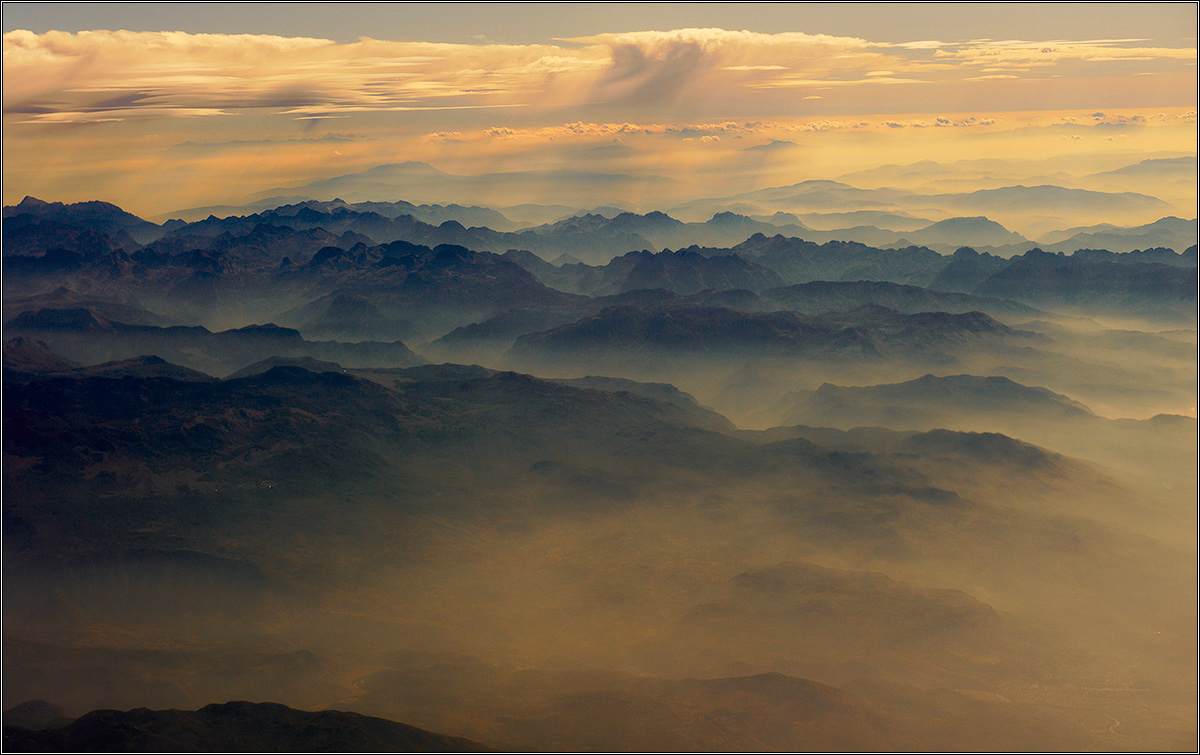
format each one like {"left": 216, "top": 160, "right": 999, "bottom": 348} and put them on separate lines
{"left": 4, "top": 27, "right": 1195, "bottom": 124}
{"left": 3, "top": 26, "right": 1194, "bottom": 217}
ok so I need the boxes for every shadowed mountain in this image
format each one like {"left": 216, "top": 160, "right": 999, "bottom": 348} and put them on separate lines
{"left": 773, "top": 374, "right": 1197, "bottom": 502}
{"left": 2, "top": 361, "right": 752, "bottom": 511}
{"left": 926, "top": 247, "right": 1010, "bottom": 293}
{"left": 710, "top": 239, "right": 1200, "bottom": 322}
{"left": 1035, "top": 216, "right": 1198, "bottom": 255}
{"left": 3, "top": 234, "right": 576, "bottom": 336}
{"left": 164, "top": 198, "right": 521, "bottom": 231}
{"left": 274, "top": 292, "right": 414, "bottom": 342}
{"left": 509, "top": 248, "right": 786, "bottom": 296}
{"left": 549, "top": 376, "right": 735, "bottom": 433}
{"left": 225, "top": 356, "right": 345, "bottom": 379}
{"left": 154, "top": 203, "right": 820, "bottom": 266}
{"left": 428, "top": 287, "right": 785, "bottom": 362}
{"left": 5, "top": 308, "right": 425, "bottom": 377}
{"left": 3, "top": 197, "right": 163, "bottom": 246}
{"left": 897, "top": 216, "right": 1029, "bottom": 249}
{"left": 509, "top": 305, "right": 1033, "bottom": 367}
{"left": 3, "top": 701, "right": 71, "bottom": 733}
{"left": 143, "top": 223, "right": 370, "bottom": 265}
{"left": 722, "top": 234, "right": 949, "bottom": 287}
{"left": 432, "top": 281, "right": 1044, "bottom": 364}
{"left": 510, "top": 306, "right": 873, "bottom": 359}
{"left": 616, "top": 244, "right": 786, "bottom": 295}
{"left": 2, "top": 701, "right": 491, "bottom": 752}
{"left": 4, "top": 337, "right": 215, "bottom": 384}
{"left": 971, "top": 249, "right": 1197, "bottom": 321}
{"left": 72, "top": 356, "right": 217, "bottom": 382}
{"left": 3, "top": 287, "right": 171, "bottom": 327}
{"left": 7, "top": 199, "right": 1190, "bottom": 329}
{"left": 758, "top": 280, "right": 1042, "bottom": 321}
{"left": 3, "top": 337, "right": 80, "bottom": 381}
{"left": 779, "top": 373, "right": 1094, "bottom": 429}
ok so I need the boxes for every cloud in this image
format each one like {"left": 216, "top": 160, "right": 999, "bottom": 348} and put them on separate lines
{"left": 2, "top": 29, "right": 602, "bottom": 122}
{"left": 933, "top": 38, "right": 1198, "bottom": 69}
{"left": 559, "top": 28, "right": 893, "bottom": 105}
{"left": 4, "top": 27, "right": 1195, "bottom": 128}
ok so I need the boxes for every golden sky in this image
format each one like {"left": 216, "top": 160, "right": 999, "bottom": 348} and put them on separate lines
{"left": 3, "top": 5, "right": 1196, "bottom": 217}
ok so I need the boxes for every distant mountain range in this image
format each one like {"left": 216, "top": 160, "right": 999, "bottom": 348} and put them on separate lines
{"left": 6, "top": 194, "right": 1195, "bottom": 269}
{"left": 4, "top": 197, "right": 1194, "bottom": 353}
{"left": 249, "top": 160, "right": 690, "bottom": 211}
{"left": 669, "top": 177, "right": 1181, "bottom": 233}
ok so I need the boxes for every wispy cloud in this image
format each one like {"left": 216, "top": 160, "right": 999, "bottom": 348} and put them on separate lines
{"left": 2, "top": 30, "right": 602, "bottom": 122}
{"left": 933, "top": 38, "right": 1198, "bottom": 68}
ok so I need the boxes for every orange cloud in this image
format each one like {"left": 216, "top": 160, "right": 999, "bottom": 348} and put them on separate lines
{"left": 5, "top": 28, "right": 1195, "bottom": 127}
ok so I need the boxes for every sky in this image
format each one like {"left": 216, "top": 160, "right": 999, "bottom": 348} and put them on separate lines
{"left": 2, "top": 3, "right": 1196, "bottom": 218}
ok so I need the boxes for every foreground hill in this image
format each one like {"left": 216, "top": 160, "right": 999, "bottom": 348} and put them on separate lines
{"left": 2, "top": 701, "right": 491, "bottom": 752}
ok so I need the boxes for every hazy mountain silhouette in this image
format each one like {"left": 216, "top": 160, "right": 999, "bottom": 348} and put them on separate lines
{"left": 931, "top": 184, "right": 1174, "bottom": 218}
{"left": 223, "top": 356, "right": 346, "bottom": 379}
{"left": 512, "top": 248, "right": 786, "bottom": 296}
{"left": 971, "top": 249, "right": 1197, "bottom": 320}
{"left": 3, "top": 701, "right": 72, "bottom": 733}
{"left": 164, "top": 197, "right": 521, "bottom": 230}
{"left": 1085, "top": 155, "right": 1197, "bottom": 181}
{"left": 510, "top": 305, "right": 1029, "bottom": 366}
{"left": 2, "top": 337, "right": 80, "bottom": 381}
{"left": 758, "top": 280, "right": 1042, "bottom": 320}
{"left": 1035, "top": 216, "right": 1197, "bottom": 254}
{"left": 4, "top": 287, "right": 170, "bottom": 327}
{"left": 779, "top": 373, "right": 1094, "bottom": 429}
{"left": 6, "top": 308, "right": 426, "bottom": 377}
{"left": 3, "top": 701, "right": 491, "bottom": 752}
{"left": 899, "top": 216, "right": 1029, "bottom": 248}
{"left": 4, "top": 197, "right": 163, "bottom": 245}
{"left": 549, "top": 375, "right": 735, "bottom": 433}
{"left": 275, "top": 292, "right": 414, "bottom": 341}
{"left": 251, "top": 160, "right": 686, "bottom": 210}
{"left": 793, "top": 210, "right": 931, "bottom": 232}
